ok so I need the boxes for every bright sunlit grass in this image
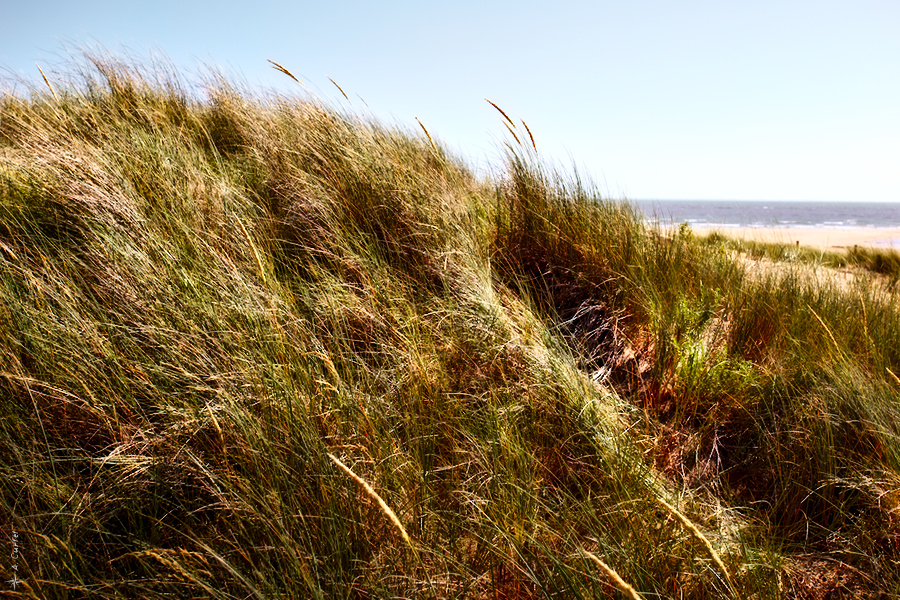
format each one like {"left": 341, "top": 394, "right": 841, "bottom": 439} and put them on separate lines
{"left": 1, "top": 53, "right": 898, "bottom": 599}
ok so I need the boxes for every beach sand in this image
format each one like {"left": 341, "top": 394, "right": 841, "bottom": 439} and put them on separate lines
{"left": 690, "top": 225, "right": 900, "bottom": 252}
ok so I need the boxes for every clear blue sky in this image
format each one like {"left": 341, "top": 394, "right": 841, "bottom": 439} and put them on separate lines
{"left": 2, "top": 1, "right": 898, "bottom": 202}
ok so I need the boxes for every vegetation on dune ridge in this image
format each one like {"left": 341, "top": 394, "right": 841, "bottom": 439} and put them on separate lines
{"left": 1, "top": 54, "right": 899, "bottom": 599}
{"left": 699, "top": 231, "right": 900, "bottom": 283}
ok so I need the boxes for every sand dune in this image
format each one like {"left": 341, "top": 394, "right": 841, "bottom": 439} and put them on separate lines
{"left": 691, "top": 225, "right": 900, "bottom": 251}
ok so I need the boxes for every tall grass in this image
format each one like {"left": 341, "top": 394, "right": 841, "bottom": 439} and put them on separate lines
{"left": 1, "top": 53, "right": 897, "bottom": 598}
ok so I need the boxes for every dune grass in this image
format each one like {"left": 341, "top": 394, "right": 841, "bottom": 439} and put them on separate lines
{"left": 1, "top": 54, "right": 898, "bottom": 599}
{"left": 701, "top": 229, "right": 900, "bottom": 282}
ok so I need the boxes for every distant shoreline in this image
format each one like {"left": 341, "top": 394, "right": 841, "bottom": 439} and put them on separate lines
{"left": 635, "top": 200, "right": 900, "bottom": 232}
{"left": 688, "top": 224, "right": 900, "bottom": 251}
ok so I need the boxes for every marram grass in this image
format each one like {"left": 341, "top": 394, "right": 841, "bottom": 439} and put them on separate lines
{"left": 657, "top": 497, "right": 736, "bottom": 596}
{"left": 580, "top": 548, "right": 643, "bottom": 600}
{"left": 0, "top": 53, "right": 898, "bottom": 599}
{"left": 327, "top": 452, "right": 411, "bottom": 548}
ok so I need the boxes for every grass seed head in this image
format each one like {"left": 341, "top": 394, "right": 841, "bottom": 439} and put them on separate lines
{"left": 580, "top": 548, "right": 643, "bottom": 600}
{"left": 328, "top": 453, "right": 411, "bottom": 547}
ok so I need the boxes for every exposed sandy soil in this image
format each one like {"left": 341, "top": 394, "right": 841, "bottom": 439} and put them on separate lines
{"left": 692, "top": 225, "right": 900, "bottom": 252}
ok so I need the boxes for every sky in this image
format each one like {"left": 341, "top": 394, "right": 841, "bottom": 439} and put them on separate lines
{"left": 2, "top": 0, "right": 898, "bottom": 202}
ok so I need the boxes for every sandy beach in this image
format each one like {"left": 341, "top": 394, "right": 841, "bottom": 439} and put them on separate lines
{"left": 691, "top": 225, "right": 900, "bottom": 252}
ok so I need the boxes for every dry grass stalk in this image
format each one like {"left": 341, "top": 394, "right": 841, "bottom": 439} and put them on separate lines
{"left": 329, "top": 78, "right": 349, "bottom": 102}
{"left": 205, "top": 402, "right": 226, "bottom": 459}
{"left": 808, "top": 305, "right": 840, "bottom": 353}
{"left": 580, "top": 548, "right": 642, "bottom": 600}
{"left": 503, "top": 122, "right": 522, "bottom": 146}
{"left": 416, "top": 117, "right": 437, "bottom": 151}
{"left": 521, "top": 119, "right": 536, "bottom": 151}
{"left": 37, "top": 64, "right": 60, "bottom": 102}
{"left": 266, "top": 59, "right": 301, "bottom": 84}
{"left": 327, "top": 453, "right": 411, "bottom": 547}
{"left": 658, "top": 498, "right": 736, "bottom": 594}
{"left": 236, "top": 218, "right": 266, "bottom": 285}
{"left": 485, "top": 98, "right": 515, "bottom": 127}
{"left": 886, "top": 367, "right": 900, "bottom": 387}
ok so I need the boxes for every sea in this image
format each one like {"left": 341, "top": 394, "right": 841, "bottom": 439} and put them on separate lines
{"left": 634, "top": 200, "right": 900, "bottom": 229}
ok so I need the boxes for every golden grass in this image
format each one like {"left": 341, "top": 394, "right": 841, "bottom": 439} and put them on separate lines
{"left": 521, "top": 119, "right": 536, "bottom": 151}
{"left": 503, "top": 121, "right": 522, "bottom": 146}
{"left": 808, "top": 305, "right": 840, "bottom": 355}
{"left": 37, "top": 64, "right": 59, "bottom": 102}
{"left": 485, "top": 98, "right": 515, "bottom": 127}
{"left": 236, "top": 217, "right": 266, "bottom": 285}
{"left": 4, "top": 53, "right": 900, "bottom": 597}
{"left": 887, "top": 367, "right": 900, "bottom": 387}
{"left": 266, "top": 59, "right": 301, "bottom": 85}
{"left": 657, "top": 498, "right": 736, "bottom": 595}
{"left": 580, "top": 548, "right": 643, "bottom": 600}
{"left": 329, "top": 78, "right": 350, "bottom": 102}
{"left": 327, "top": 453, "right": 412, "bottom": 547}
{"left": 415, "top": 117, "right": 437, "bottom": 151}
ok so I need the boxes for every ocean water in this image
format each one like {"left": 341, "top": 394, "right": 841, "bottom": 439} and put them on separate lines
{"left": 635, "top": 200, "right": 900, "bottom": 229}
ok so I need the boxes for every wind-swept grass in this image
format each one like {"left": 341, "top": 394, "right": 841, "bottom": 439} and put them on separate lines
{"left": 701, "top": 229, "right": 900, "bottom": 282}
{"left": 1, "top": 53, "right": 898, "bottom": 599}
